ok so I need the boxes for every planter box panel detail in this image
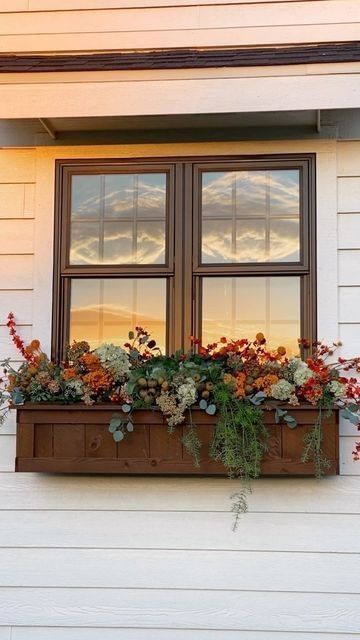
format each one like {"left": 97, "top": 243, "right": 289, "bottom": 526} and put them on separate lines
{"left": 15, "top": 404, "right": 339, "bottom": 475}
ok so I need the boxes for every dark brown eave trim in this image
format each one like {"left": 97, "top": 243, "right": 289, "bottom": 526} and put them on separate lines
{"left": 1, "top": 42, "right": 360, "bottom": 73}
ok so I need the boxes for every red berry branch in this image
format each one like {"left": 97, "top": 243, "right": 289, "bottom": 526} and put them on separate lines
{"left": 6, "top": 312, "right": 40, "bottom": 364}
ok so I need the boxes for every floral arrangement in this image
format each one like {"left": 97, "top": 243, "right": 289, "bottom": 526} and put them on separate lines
{"left": 1, "top": 313, "right": 360, "bottom": 524}
{"left": 1, "top": 313, "right": 137, "bottom": 408}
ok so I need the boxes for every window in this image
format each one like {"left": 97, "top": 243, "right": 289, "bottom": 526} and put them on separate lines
{"left": 53, "top": 156, "right": 315, "bottom": 359}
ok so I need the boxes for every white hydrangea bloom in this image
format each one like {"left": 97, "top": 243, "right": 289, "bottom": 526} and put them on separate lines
{"left": 177, "top": 379, "right": 197, "bottom": 408}
{"left": 65, "top": 378, "right": 84, "bottom": 397}
{"left": 293, "top": 360, "right": 313, "bottom": 387}
{"left": 328, "top": 379, "right": 347, "bottom": 398}
{"left": 270, "top": 379, "right": 295, "bottom": 401}
{"left": 94, "top": 343, "right": 131, "bottom": 380}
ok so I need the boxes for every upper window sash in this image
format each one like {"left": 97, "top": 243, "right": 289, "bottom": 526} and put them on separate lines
{"left": 58, "top": 163, "right": 176, "bottom": 276}
{"left": 192, "top": 158, "right": 312, "bottom": 275}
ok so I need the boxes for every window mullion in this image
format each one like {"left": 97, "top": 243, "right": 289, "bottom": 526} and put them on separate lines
{"left": 182, "top": 162, "right": 195, "bottom": 351}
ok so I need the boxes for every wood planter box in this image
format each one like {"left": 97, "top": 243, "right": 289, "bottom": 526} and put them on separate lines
{"left": 15, "top": 403, "right": 339, "bottom": 475}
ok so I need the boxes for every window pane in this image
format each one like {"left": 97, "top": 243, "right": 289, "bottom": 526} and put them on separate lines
{"left": 270, "top": 218, "right": 300, "bottom": 262}
{"left": 70, "top": 173, "right": 167, "bottom": 265}
{"left": 70, "top": 278, "right": 167, "bottom": 351}
{"left": 202, "top": 276, "right": 300, "bottom": 356}
{"left": 201, "top": 169, "right": 300, "bottom": 263}
{"left": 71, "top": 175, "right": 101, "bottom": 219}
{"left": 70, "top": 221, "right": 100, "bottom": 264}
{"left": 104, "top": 173, "right": 166, "bottom": 219}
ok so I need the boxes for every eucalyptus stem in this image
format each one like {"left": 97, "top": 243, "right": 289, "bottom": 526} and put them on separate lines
{"left": 301, "top": 403, "right": 331, "bottom": 478}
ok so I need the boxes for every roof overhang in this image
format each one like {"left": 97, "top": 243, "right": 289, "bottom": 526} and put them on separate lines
{"left": 2, "top": 109, "right": 360, "bottom": 146}
{"left": 1, "top": 64, "right": 360, "bottom": 120}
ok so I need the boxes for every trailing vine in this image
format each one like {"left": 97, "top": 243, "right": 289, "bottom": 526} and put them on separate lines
{"left": 301, "top": 403, "right": 332, "bottom": 478}
{"left": 209, "top": 384, "right": 269, "bottom": 527}
{"left": 210, "top": 384, "right": 268, "bottom": 479}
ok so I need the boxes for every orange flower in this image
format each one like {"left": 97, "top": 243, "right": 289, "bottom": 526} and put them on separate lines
{"left": 83, "top": 368, "right": 114, "bottom": 393}
{"left": 80, "top": 353, "right": 101, "bottom": 370}
{"left": 6, "top": 374, "right": 16, "bottom": 391}
{"left": 234, "top": 371, "right": 246, "bottom": 398}
{"left": 253, "top": 374, "right": 279, "bottom": 395}
{"left": 255, "top": 332, "right": 266, "bottom": 343}
{"left": 277, "top": 346, "right": 286, "bottom": 356}
{"left": 29, "top": 339, "right": 41, "bottom": 351}
{"left": 63, "top": 367, "right": 76, "bottom": 381}
{"left": 28, "top": 365, "right": 38, "bottom": 375}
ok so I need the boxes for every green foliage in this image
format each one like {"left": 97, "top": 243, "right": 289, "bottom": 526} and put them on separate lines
{"left": 209, "top": 385, "right": 268, "bottom": 529}
{"left": 301, "top": 405, "right": 331, "bottom": 478}
{"left": 275, "top": 407, "right": 297, "bottom": 428}
{"left": 108, "top": 410, "right": 134, "bottom": 441}
{"left": 231, "top": 485, "right": 251, "bottom": 532}
{"left": 341, "top": 406, "right": 359, "bottom": 426}
{"left": 210, "top": 384, "right": 268, "bottom": 480}
{"left": 205, "top": 403, "right": 216, "bottom": 416}
{"left": 182, "top": 418, "right": 202, "bottom": 468}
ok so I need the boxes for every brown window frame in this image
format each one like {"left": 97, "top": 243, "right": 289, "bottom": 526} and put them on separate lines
{"left": 52, "top": 154, "right": 316, "bottom": 360}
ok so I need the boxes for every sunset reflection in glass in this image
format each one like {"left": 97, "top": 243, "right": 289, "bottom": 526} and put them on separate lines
{"left": 70, "top": 278, "right": 167, "bottom": 351}
{"left": 202, "top": 276, "right": 300, "bottom": 356}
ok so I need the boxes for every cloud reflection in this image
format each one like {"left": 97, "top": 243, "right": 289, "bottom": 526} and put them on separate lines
{"left": 70, "top": 173, "right": 167, "bottom": 265}
{"left": 202, "top": 169, "right": 299, "bottom": 216}
{"left": 70, "top": 221, "right": 166, "bottom": 265}
{"left": 202, "top": 169, "right": 300, "bottom": 263}
{"left": 71, "top": 173, "right": 166, "bottom": 220}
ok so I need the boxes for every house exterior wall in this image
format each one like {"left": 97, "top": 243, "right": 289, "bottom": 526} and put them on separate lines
{"left": 0, "top": 0, "right": 359, "bottom": 52}
{"left": 1, "top": 2, "right": 360, "bottom": 636}
{"left": 0, "top": 140, "right": 359, "bottom": 638}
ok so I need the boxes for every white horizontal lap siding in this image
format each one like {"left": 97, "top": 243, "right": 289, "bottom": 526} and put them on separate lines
{"left": 0, "top": 141, "right": 359, "bottom": 639}
{"left": 3, "top": 0, "right": 345, "bottom": 10}
{"left": 337, "top": 142, "right": 360, "bottom": 475}
{"left": 2, "top": 547, "right": 360, "bottom": 591}
{"left": 0, "top": 149, "right": 35, "bottom": 471}
{"left": 7, "top": 632, "right": 360, "bottom": 640}
{"left": 2, "top": 510, "right": 360, "bottom": 552}
{"left": 1, "top": 588, "right": 360, "bottom": 631}
{"left": 0, "top": 1, "right": 359, "bottom": 52}
{"left": 1, "top": 474, "right": 359, "bottom": 512}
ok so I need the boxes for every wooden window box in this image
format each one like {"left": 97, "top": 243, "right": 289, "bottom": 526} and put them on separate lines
{"left": 15, "top": 404, "right": 339, "bottom": 475}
